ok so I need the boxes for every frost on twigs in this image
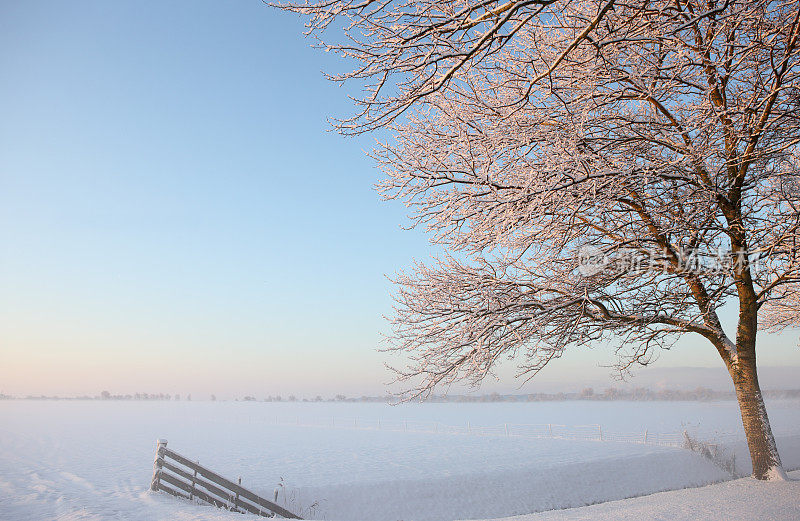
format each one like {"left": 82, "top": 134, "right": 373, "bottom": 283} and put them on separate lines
{"left": 369, "top": 0, "right": 800, "bottom": 399}
{"left": 277, "top": 0, "right": 800, "bottom": 402}
{"left": 274, "top": 0, "right": 574, "bottom": 134}
{"left": 682, "top": 431, "right": 740, "bottom": 478}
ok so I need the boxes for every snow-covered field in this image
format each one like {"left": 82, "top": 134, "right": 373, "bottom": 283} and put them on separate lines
{"left": 1, "top": 400, "right": 799, "bottom": 521}
{"left": 505, "top": 469, "right": 800, "bottom": 521}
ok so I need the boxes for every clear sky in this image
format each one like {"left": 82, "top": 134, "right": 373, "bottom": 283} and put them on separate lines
{"left": 1, "top": 1, "right": 798, "bottom": 399}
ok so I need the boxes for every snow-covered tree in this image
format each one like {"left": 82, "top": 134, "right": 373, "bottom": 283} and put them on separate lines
{"left": 280, "top": 0, "right": 800, "bottom": 480}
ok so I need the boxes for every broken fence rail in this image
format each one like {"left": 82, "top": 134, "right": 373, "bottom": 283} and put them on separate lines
{"left": 150, "top": 439, "right": 302, "bottom": 519}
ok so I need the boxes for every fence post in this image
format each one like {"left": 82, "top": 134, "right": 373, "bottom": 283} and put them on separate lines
{"left": 150, "top": 439, "right": 167, "bottom": 491}
{"left": 598, "top": 425, "right": 603, "bottom": 441}
{"left": 190, "top": 463, "right": 198, "bottom": 500}
{"left": 644, "top": 429, "right": 649, "bottom": 444}
{"left": 505, "top": 423, "right": 509, "bottom": 436}
{"left": 548, "top": 424, "right": 552, "bottom": 437}
{"left": 234, "top": 476, "right": 242, "bottom": 513}
{"left": 467, "top": 421, "right": 471, "bottom": 434}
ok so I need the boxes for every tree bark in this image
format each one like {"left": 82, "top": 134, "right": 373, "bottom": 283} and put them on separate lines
{"left": 729, "top": 355, "right": 787, "bottom": 480}
{"left": 726, "top": 239, "right": 787, "bottom": 480}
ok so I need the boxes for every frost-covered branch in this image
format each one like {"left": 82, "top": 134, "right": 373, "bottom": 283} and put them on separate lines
{"left": 279, "top": 0, "right": 800, "bottom": 387}
{"left": 281, "top": 0, "right": 800, "bottom": 481}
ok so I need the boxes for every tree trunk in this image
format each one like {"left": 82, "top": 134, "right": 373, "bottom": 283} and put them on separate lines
{"left": 729, "top": 357, "right": 787, "bottom": 480}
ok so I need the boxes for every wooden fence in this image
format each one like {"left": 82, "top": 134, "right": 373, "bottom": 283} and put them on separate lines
{"left": 150, "top": 439, "right": 302, "bottom": 519}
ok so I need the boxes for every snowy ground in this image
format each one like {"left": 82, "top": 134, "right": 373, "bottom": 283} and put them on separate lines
{"left": 0, "top": 400, "right": 798, "bottom": 521}
{"left": 502, "top": 469, "right": 800, "bottom": 521}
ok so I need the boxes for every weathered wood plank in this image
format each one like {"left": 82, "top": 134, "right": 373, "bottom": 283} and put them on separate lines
{"left": 156, "top": 481, "right": 190, "bottom": 501}
{"left": 159, "top": 470, "right": 234, "bottom": 511}
{"left": 160, "top": 467, "right": 273, "bottom": 518}
{"left": 160, "top": 447, "right": 301, "bottom": 519}
{"left": 159, "top": 459, "right": 238, "bottom": 509}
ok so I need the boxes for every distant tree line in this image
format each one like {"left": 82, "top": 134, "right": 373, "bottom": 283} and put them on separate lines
{"left": 0, "top": 391, "right": 188, "bottom": 401}
{"left": 245, "top": 388, "right": 800, "bottom": 403}
{"left": 413, "top": 388, "right": 800, "bottom": 403}
{"left": 3, "top": 388, "right": 799, "bottom": 402}
{"left": 254, "top": 394, "right": 388, "bottom": 403}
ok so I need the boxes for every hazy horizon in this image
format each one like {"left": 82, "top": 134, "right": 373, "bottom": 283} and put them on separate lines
{"left": 2, "top": 1, "right": 799, "bottom": 400}
{"left": 4, "top": 364, "right": 800, "bottom": 401}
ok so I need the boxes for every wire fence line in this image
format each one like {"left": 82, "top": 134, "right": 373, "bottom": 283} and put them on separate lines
{"left": 225, "top": 414, "right": 800, "bottom": 448}
{"left": 256, "top": 416, "right": 699, "bottom": 447}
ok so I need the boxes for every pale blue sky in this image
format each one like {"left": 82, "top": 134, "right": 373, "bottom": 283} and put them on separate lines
{"left": 1, "top": 1, "right": 797, "bottom": 398}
